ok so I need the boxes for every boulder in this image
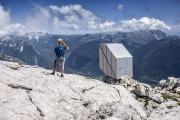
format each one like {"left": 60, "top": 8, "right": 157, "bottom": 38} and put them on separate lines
{"left": 158, "top": 77, "right": 180, "bottom": 93}
{"left": 167, "top": 77, "right": 178, "bottom": 91}
{"left": 6, "top": 62, "right": 22, "bottom": 70}
{"left": 133, "top": 84, "right": 147, "bottom": 97}
{"left": 148, "top": 90, "right": 164, "bottom": 104}
{"left": 159, "top": 79, "right": 167, "bottom": 88}
{"left": 175, "top": 87, "right": 180, "bottom": 94}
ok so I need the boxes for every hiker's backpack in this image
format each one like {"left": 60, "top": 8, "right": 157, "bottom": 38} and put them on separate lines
{"left": 55, "top": 45, "right": 65, "bottom": 58}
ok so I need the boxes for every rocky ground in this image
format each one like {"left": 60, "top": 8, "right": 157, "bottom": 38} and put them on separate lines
{"left": 0, "top": 60, "right": 179, "bottom": 120}
{"left": 119, "top": 76, "right": 180, "bottom": 120}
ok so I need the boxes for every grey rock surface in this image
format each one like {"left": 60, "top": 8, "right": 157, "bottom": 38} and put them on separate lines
{"left": 0, "top": 61, "right": 179, "bottom": 120}
{"left": 0, "top": 61, "right": 146, "bottom": 120}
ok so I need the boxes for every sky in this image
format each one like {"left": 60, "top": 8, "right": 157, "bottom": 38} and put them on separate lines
{"left": 0, "top": 0, "right": 180, "bottom": 35}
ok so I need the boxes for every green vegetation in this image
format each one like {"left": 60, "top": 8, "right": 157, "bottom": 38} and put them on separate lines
{"left": 144, "top": 99, "right": 149, "bottom": 109}
{"left": 167, "top": 105, "right": 174, "bottom": 109}
{"left": 135, "top": 95, "right": 150, "bottom": 109}
{"left": 161, "top": 93, "right": 180, "bottom": 101}
{"left": 143, "top": 96, "right": 151, "bottom": 110}
{"left": 145, "top": 87, "right": 149, "bottom": 95}
{"left": 177, "top": 102, "right": 180, "bottom": 106}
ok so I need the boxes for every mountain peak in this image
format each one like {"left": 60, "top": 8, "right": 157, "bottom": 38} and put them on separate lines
{"left": 0, "top": 60, "right": 179, "bottom": 120}
{"left": 0, "top": 60, "right": 145, "bottom": 120}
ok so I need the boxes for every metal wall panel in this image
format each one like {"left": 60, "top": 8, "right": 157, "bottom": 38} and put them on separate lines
{"left": 99, "top": 43, "right": 133, "bottom": 79}
{"left": 99, "top": 45, "right": 103, "bottom": 71}
{"left": 116, "top": 57, "right": 133, "bottom": 79}
{"left": 111, "top": 50, "right": 117, "bottom": 79}
{"left": 102, "top": 44, "right": 108, "bottom": 75}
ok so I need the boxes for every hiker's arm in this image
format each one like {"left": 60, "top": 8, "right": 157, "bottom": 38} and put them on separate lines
{"left": 64, "top": 43, "right": 70, "bottom": 50}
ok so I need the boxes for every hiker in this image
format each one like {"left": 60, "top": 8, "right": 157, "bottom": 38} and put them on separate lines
{"left": 51, "top": 38, "right": 69, "bottom": 77}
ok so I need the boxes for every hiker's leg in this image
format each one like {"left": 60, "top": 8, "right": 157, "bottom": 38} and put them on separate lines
{"left": 60, "top": 62, "right": 65, "bottom": 77}
{"left": 51, "top": 59, "right": 56, "bottom": 75}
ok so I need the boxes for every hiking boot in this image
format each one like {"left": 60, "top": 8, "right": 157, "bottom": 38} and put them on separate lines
{"left": 60, "top": 74, "right": 64, "bottom": 77}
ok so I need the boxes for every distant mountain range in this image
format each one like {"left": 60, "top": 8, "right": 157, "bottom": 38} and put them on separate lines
{"left": 0, "top": 30, "right": 179, "bottom": 85}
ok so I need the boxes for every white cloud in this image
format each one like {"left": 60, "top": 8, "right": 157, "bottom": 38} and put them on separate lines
{"left": 119, "top": 17, "right": 171, "bottom": 31}
{"left": 25, "top": 4, "right": 171, "bottom": 34}
{"left": 0, "top": 4, "right": 176, "bottom": 36}
{"left": 49, "top": 4, "right": 100, "bottom": 32}
{"left": 0, "top": 23, "right": 26, "bottom": 37}
{"left": 0, "top": 5, "right": 26, "bottom": 36}
{"left": 99, "top": 21, "right": 115, "bottom": 29}
{"left": 49, "top": 4, "right": 98, "bottom": 22}
{"left": 117, "top": 4, "right": 124, "bottom": 12}
{"left": 5, "top": 23, "right": 26, "bottom": 35}
{"left": 0, "top": 5, "right": 11, "bottom": 29}
{"left": 26, "top": 6, "right": 51, "bottom": 32}
{"left": 25, "top": 4, "right": 102, "bottom": 34}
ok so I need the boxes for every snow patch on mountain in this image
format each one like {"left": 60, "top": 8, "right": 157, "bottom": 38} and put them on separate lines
{"left": 20, "top": 46, "right": 24, "bottom": 52}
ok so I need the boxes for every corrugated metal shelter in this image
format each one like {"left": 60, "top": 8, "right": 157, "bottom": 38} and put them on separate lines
{"left": 99, "top": 43, "right": 133, "bottom": 79}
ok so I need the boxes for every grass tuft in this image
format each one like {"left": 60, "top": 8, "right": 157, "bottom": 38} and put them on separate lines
{"left": 167, "top": 105, "right": 174, "bottom": 109}
{"left": 161, "top": 93, "right": 180, "bottom": 101}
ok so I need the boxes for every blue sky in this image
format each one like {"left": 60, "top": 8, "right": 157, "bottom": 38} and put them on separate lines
{"left": 0, "top": 0, "right": 180, "bottom": 35}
